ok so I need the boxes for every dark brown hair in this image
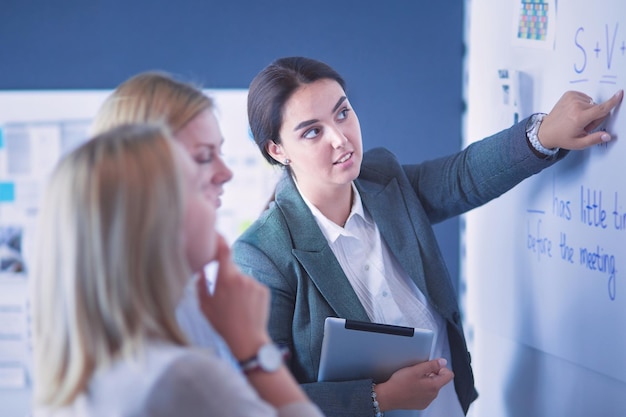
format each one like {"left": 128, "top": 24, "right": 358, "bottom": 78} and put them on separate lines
{"left": 247, "top": 57, "right": 346, "bottom": 165}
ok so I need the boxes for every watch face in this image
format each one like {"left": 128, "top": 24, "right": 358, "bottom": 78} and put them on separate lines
{"left": 258, "top": 343, "right": 283, "bottom": 372}
{"left": 240, "top": 343, "right": 288, "bottom": 373}
{"left": 526, "top": 114, "right": 539, "bottom": 133}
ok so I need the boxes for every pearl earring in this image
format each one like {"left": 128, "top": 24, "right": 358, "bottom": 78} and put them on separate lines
{"left": 283, "top": 158, "right": 291, "bottom": 165}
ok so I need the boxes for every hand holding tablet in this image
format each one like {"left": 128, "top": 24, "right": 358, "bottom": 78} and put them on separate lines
{"left": 317, "top": 317, "right": 455, "bottom": 412}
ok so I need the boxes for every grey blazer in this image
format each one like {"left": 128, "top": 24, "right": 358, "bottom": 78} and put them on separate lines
{"left": 233, "top": 119, "right": 562, "bottom": 416}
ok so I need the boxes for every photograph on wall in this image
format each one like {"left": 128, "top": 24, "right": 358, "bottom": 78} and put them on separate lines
{"left": 0, "top": 226, "right": 24, "bottom": 274}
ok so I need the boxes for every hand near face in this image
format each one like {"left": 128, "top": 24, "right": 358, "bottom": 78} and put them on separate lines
{"left": 539, "top": 89, "right": 623, "bottom": 150}
{"left": 374, "top": 358, "right": 454, "bottom": 411}
{"left": 196, "top": 234, "right": 271, "bottom": 361}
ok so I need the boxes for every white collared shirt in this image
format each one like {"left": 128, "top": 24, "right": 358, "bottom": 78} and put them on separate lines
{"left": 297, "top": 182, "right": 464, "bottom": 417}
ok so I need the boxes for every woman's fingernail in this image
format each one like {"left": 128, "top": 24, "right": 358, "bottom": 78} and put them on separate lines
{"left": 601, "top": 133, "right": 611, "bottom": 142}
{"left": 438, "top": 358, "right": 448, "bottom": 367}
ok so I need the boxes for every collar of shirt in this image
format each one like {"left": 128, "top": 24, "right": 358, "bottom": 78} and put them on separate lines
{"left": 294, "top": 180, "right": 373, "bottom": 242}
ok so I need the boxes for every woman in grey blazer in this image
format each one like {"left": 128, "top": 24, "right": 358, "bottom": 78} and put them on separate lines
{"left": 232, "top": 56, "right": 623, "bottom": 416}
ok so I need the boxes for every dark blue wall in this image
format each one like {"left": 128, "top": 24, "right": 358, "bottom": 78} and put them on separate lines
{"left": 1, "top": 0, "right": 464, "bottom": 289}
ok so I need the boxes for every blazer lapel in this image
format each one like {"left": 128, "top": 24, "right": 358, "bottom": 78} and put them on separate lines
{"left": 274, "top": 174, "right": 370, "bottom": 322}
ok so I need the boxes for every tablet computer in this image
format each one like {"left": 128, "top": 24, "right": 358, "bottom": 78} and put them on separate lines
{"left": 317, "top": 317, "right": 434, "bottom": 383}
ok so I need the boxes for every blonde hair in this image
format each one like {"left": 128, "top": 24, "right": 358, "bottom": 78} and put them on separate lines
{"left": 32, "top": 124, "right": 190, "bottom": 408}
{"left": 91, "top": 71, "right": 213, "bottom": 135}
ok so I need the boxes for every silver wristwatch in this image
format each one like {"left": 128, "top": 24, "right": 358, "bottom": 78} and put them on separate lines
{"left": 526, "top": 112, "right": 559, "bottom": 157}
{"left": 238, "top": 343, "right": 289, "bottom": 374}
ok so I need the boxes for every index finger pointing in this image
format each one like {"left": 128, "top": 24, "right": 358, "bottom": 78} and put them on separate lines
{"left": 592, "top": 90, "right": 623, "bottom": 117}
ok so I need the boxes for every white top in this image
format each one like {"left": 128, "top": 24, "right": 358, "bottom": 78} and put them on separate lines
{"left": 176, "top": 271, "right": 238, "bottom": 369}
{"left": 300, "top": 182, "right": 464, "bottom": 417}
{"left": 33, "top": 342, "right": 323, "bottom": 417}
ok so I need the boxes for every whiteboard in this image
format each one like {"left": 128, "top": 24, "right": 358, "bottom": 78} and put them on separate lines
{"left": 463, "top": 0, "right": 626, "bottom": 416}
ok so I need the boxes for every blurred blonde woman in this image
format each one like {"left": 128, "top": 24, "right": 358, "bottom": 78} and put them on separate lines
{"left": 91, "top": 71, "right": 235, "bottom": 360}
{"left": 32, "top": 124, "right": 323, "bottom": 416}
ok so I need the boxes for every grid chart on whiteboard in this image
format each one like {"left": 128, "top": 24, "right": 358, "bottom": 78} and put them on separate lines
{"left": 517, "top": 0, "right": 549, "bottom": 41}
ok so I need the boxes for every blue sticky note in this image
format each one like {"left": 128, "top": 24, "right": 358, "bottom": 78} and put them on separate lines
{"left": 0, "top": 182, "right": 15, "bottom": 202}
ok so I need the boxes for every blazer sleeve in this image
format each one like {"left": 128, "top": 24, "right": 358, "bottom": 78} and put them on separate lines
{"left": 233, "top": 238, "right": 377, "bottom": 417}
{"left": 371, "top": 118, "right": 566, "bottom": 224}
